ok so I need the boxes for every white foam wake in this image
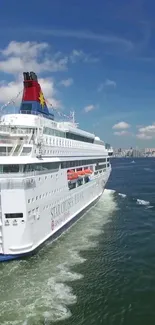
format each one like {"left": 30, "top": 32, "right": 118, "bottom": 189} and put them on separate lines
{"left": 118, "top": 193, "right": 127, "bottom": 198}
{"left": 0, "top": 189, "right": 117, "bottom": 325}
{"left": 136, "top": 199, "right": 150, "bottom": 206}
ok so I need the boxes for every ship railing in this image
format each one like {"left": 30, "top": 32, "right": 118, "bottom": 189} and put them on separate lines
{"left": 1, "top": 110, "right": 48, "bottom": 117}
{"left": 0, "top": 139, "right": 33, "bottom": 145}
{"left": 0, "top": 125, "right": 34, "bottom": 135}
{"left": 0, "top": 168, "right": 59, "bottom": 189}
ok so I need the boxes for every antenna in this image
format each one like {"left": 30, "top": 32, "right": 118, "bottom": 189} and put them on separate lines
{"left": 70, "top": 110, "right": 75, "bottom": 123}
{"left": 70, "top": 110, "right": 79, "bottom": 128}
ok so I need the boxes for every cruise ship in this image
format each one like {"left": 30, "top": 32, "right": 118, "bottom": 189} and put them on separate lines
{"left": 0, "top": 72, "right": 113, "bottom": 261}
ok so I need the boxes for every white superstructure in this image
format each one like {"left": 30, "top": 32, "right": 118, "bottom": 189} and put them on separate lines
{"left": 0, "top": 72, "right": 112, "bottom": 261}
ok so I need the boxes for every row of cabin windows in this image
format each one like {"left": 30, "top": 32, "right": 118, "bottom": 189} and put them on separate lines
{"left": 0, "top": 163, "right": 59, "bottom": 173}
{"left": 44, "top": 128, "right": 94, "bottom": 144}
{"left": 66, "top": 132, "right": 94, "bottom": 143}
{"left": 61, "top": 158, "right": 108, "bottom": 169}
{"left": 44, "top": 127, "right": 65, "bottom": 138}
{"left": 0, "top": 158, "right": 110, "bottom": 173}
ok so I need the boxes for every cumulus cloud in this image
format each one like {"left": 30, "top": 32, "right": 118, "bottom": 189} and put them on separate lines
{"left": 136, "top": 133, "right": 152, "bottom": 140}
{"left": 0, "top": 41, "right": 100, "bottom": 112}
{"left": 59, "top": 78, "right": 73, "bottom": 87}
{"left": 136, "top": 123, "right": 155, "bottom": 140}
{"left": 114, "top": 130, "right": 130, "bottom": 136}
{"left": 112, "top": 121, "right": 130, "bottom": 129}
{"left": 0, "top": 41, "right": 68, "bottom": 75}
{"left": 83, "top": 104, "right": 95, "bottom": 113}
{"left": 0, "top": 41, "right": 70, "bottom": 110}
{"left": 0, "top": 78, "right": 61, "bottom": 110}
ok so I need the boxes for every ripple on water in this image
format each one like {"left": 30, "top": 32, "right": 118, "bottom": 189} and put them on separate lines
{"left": 0, "top": 189, "right": 117, "bottom": 325}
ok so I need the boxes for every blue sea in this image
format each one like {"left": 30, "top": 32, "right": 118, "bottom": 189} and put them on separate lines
{"left": 0, "top": 158, "right": 155, "bottom": 325}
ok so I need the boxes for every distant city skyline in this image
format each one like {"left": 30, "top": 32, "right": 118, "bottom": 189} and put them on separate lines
{"left": 113, "top": 147, "right": 155, "bottom": 158}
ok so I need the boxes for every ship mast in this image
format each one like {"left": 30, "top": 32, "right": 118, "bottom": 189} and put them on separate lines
{"left": 71, "top": 111, "right": 75, "bottom": 124}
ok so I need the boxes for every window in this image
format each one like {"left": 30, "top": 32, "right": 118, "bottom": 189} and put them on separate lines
{"left": 44, "top": 127, "right": 65, "bottom": 138}
{"left": 24, "top": 162, "right": 60, "bottom": 173}
{"left": 95, "top": 163, "right": 106, "bottom": 171}
{"left": 61, "top": 158, "right": 106, "bottom": 169}
{"left": 20, "top": 103, "right": 32, "bottom": 112}
{"left": 21, "top": 147, "right": 32, "bottom": 154}
{"left": 66, "top": 132, "right": 94, "bottom": 143}
{"left": 0, "top": 147, "right": 12, "bottom": 155}
{"left": 5, "top": 213, "right": 23, "bottom": 218}
{"left": 2, "top": 164, "right": 19, "bottom": 173}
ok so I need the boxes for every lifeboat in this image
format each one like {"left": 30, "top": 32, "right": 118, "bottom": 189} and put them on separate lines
{"left": 67, "top": 170, "right": 79, "bottom": 181}
{"left": 77, "top": 170, "right": 86, "bottom": 176}
{"left": 84, "top": 169, "right": 93, "bottom": 175}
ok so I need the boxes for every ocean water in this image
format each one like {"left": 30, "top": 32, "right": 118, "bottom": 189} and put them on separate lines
{"left": 0, "top": 158, "right": 155, "bottom": 325}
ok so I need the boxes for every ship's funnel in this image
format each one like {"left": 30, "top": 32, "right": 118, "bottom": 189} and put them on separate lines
{"left": 19, "top": 71, "right": 54, "bottom": 119}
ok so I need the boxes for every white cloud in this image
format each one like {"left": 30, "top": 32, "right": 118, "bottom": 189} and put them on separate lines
{"left": 0, "top": 41, "right": 69, "bottom": 111}
{"left": 39, "top": 78, "right": 61, "bottom": 109}
{"left": 136, "top": 123, "right": 155, "bottom": 140}
{"left": 84, "top": 104, "right": 95, "bottom": 113}
{"left": 59, "top": 78, "right": 73, "bottom": 87}
{"left": 114, "top": 130, "right": 130, "bottom": 136}
{"left": 0, "top": 77, "right": 61, "bottom": 110}
{"left": 136, "top": 133, "right": 152, "bottom": 140}
{"left": 112, "top": 121, "right": 130, "bottom": 129}
{"left": 0, "top": 41, "right": 68, "bottom": 75}
{"left": 34, "top": 28, "right": 133, "bottom": 52}
{"left": 0, "top": 41, "right": 98, "bottom": 114}
{"left": 104, "top": 79, "right": 116, "bottom": 87}
{"left": 1, "top": 41, "right": 48, "bottom": 57}
{"left": 70, "top": 49, "right": 98, "bottom": 63}
{"left": 98, "top": 79, "right": 116, "bottom": 92}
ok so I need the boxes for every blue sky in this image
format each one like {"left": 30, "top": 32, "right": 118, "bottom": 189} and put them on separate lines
{"left": 0, "top": 0, "right": 155, "bottom": 148}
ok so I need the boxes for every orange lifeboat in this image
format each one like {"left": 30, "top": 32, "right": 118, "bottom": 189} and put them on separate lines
{"left": 84, "top": 169, "right": 93, "bottom": 175}
{"left": 77, "top": 170, "right": 86, "bottom": 176}
{"left": 67, "top": 171, "right": 79, "bottom": 181}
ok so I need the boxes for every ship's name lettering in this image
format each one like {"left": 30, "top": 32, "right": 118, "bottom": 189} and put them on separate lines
{"left": 51, "top": 192, "right": 84, "bottom": 219}
{"left": 54, "top": 212, "right": 70, "bottom": 229}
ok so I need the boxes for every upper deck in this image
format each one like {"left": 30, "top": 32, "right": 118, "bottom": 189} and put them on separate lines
{"left": 0, "top": 71, "right": 112, "bottom": 158}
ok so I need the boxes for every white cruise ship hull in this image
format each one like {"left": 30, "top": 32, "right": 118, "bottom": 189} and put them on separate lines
{"left": 0, "top": 166, "right": 111, "bottom": 262}
{"left": 0, "top": 71, "right": 113, "bottom": 262}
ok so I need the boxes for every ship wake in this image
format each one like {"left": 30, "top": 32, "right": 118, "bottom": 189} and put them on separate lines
{"left": 0, "top": 189, "right": 117, "bottom": 325}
